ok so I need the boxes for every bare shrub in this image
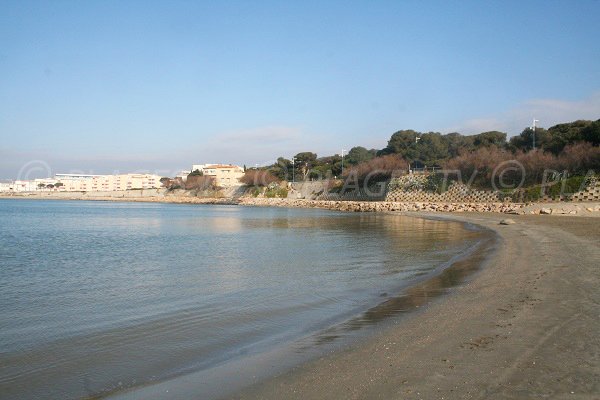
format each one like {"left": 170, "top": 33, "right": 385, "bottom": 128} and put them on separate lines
{"left": 185, "top": 175, "right": 216, "bottom": 190}
{"left": 515, "top": 149, "right": 559, "bottom": 185}
{"left": 444, "top": 146, "right": 512, "bottom": 186}
{"left": 239, "top": 170, "right": 280, "bottom": 186}
{"left": 557, "top": 142, "right": 600, "bottom": 173}
{"left": 161, "top": 177, "right": 184, "bottom": 190}
{"left": 444, "top": 144, "right": 599, "bottom": 189}
{"left": 343, "top": 154, "right": 407, "bottom": 183}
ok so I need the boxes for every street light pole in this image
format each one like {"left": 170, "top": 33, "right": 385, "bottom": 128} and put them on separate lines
{"left": 291, "top": 157, "right": 296, "bottom": 183}
{"left": 414, "top": 136, "right": 421, "bottom": 171}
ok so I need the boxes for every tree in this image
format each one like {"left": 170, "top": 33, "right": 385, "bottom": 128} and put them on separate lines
{"left": 445, "top": 132, "right": 474, "bottom": 158}
{"left": 382, "top": 130, "right": 420, "bottom": 160}
{"left": 345, "top": 146, "right": 376, "bottom": 165}
{"left": 294, "top": 152, "right": 317, "bottom": 180}
{"left": 509, "top": 127, "right": 551, "bottom": 152}
{"left": 416, "top": 132, "right": 449, "bottom": 166}
{"left": 188, "top": 169, "right": 203, "bottom": 177}
{"left": 270, "top": 157, "right": 292, "bottom": 181}
{"left": 472, "top": 131, "right": 507, "bottom": 148}
{"left": 580, "top": 120, "right": 600, "bottom": 146}
{"left": 545, "top": 120, "right": 590, "bottom": 154}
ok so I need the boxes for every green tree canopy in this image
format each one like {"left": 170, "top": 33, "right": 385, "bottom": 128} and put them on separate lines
{"left": 382, "top": 130, "right": 420, "bottom": 160}
{"left": 546, "top": 120, "right": 592, "bottom": 153}
{"left": 345, "top": 146, "right": 376, "bottom": 165}
{"left": 293, "top": 152, "right": 318, "bottom": 180}
{"left": 509, "top": 127, "right": 551, "bottom": 152}
{"left": 473, "top": 131, "right": 507, "bottom": 148}
{"left": 445, "top": 132, "right": 474, "bottom": 158}
{"left": 416, "top": 132, "right": 449, "bottom": 166}
{"left": 581, "top": 120, "right": 600, "bottom": 145}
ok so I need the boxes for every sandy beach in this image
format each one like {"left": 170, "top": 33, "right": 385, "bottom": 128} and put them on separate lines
{"left": 231, "top": 213, "right": 600, "bottom": 399}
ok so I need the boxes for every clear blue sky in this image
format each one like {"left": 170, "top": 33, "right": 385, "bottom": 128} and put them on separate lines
{"left": 1, "top": 0, "right": 599, "bottom": 178}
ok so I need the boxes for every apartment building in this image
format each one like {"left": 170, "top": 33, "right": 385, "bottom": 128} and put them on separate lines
{"left": 54, "top": 173, "right": 163, "bottom": 191}
{"left": 190, "top": 164, "right": 244, "bottom": 187}
{"left": 0, "top": 181, "right": 14, "bottom": 192}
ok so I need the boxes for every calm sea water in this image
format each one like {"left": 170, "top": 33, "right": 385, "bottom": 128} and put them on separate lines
{"left": 0, "top": 199, "right": 483, "bottom": 399}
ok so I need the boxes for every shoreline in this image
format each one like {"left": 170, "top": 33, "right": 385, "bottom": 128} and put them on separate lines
{"left": 2, "top": 191, "right": 600, "bottom": 216}
{"left": 2, "top": 197, "right": 598, "bottom": 398}
{"left": 230, "top": 212, "right": 600, "bottom": 399}
{"left": 104, "top": 214, "right": 497, "bottom": 400}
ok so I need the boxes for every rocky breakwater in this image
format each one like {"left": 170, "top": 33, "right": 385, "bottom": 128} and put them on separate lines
{"left": 237, "top": 197, "right": 525, "bottom": 214}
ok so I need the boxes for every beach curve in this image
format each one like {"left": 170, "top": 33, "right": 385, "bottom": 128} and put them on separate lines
{"left": 229, "top": 213, "right": 600, "bottom": 399}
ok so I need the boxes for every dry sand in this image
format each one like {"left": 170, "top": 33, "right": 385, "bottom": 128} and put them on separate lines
{"left": 231, "top": 214, "right": 600, "bottom": 400}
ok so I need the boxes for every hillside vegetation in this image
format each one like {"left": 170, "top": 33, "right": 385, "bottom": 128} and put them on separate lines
{"left": 251, "top": 119, "right": 599, "bottom": 192}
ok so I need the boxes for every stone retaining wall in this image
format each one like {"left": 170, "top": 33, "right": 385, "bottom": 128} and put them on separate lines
{"left": 570, "top": 180, "right": 600, "bottom": 202}
{"left": 239, "top": 198, "right": 521, "bottom": 213}
{"left": 238, "top": 198, "right": 600, "bottom": 215}
{"left": 385, "top": 182, "right": 502, "bottom": 203}
{"left": 385, "top": 175, "right": 600, "bottom": 204}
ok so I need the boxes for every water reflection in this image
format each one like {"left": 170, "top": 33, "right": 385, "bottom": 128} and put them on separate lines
{"left": 303, "top": 230, "right": 496, "bottom": 349}
{"left": 0, "top": 201, "right": 489, "bottom": 400}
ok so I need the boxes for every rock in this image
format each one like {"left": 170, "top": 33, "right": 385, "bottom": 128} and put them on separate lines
{"left": 499, "top": 219, "right": 516, "bottom": 225}
{"left": 540, "top": 208, "right": 552, "bottom": 214}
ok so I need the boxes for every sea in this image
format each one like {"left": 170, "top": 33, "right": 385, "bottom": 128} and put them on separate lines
{"left": 0, "top": 199, "right": 487, "bottom": 399}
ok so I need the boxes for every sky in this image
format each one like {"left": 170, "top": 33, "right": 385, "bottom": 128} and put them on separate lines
{"left": 1, "top": 0, "right": 599, "bottom": 179}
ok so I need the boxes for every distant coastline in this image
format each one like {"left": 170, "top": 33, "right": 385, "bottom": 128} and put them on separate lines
{"left": 1, "top": 189, "right": 600, "bottom": 216}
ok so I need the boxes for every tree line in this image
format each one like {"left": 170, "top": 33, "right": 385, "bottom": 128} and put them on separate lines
{"left": 251, "top": 118, "right": 599, "bottom": 189}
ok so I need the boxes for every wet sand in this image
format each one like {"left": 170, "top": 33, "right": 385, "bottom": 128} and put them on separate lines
{"left": 231, "top": 213, "right": 600, "bottom": 399}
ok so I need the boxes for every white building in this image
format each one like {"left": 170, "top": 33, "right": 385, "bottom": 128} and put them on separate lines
{"left": 191, "top": 164, "right": 212, "bottom": 173}
{"left": 0, "top": 181, "right": 14, "bottom": 192}
{"left": 190, "top": 164, "right": 245, "bottom": 187}
{"left": 55, "top": 173, "right": 163, "bottom": 191}
{"left": 175, "top": 170, "right": 191, "bottom": 182}
{"left": 1, "top": 173, "right": 164, "bottom": 193}
{"left": 12, "top": 180, "right": 39, "bottom": 192}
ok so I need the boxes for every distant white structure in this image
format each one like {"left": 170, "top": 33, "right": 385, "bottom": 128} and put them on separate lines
{"left": 13, "top": 179, "right": 50, "bottom": 192}
{"left": 191, "top": 164, "right": 211, "bottom": 172}
{"left": 0, "top": 173, "right": 164, "bottom": 193}
{"left": 190, "top": 164, "right": 245, "bottom": 187}
{"left": 175, "top": 170, "right": 191, "bottom": 182}
{"left": 0, "top": 181, "right": 14, "bottom": 192}
{"left": 55, "top": 173, "right": 162, "bottom": 191}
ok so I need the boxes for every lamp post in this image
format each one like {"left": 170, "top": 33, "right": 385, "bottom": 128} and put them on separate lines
{"left": 291, "top": 157, "right": 296, "bottom": 183}
{"left": 414, "top": 136, "right": 421, "bottom": 171}
{"left": 341, "top": 149, "right": 346, "bottom": 176}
